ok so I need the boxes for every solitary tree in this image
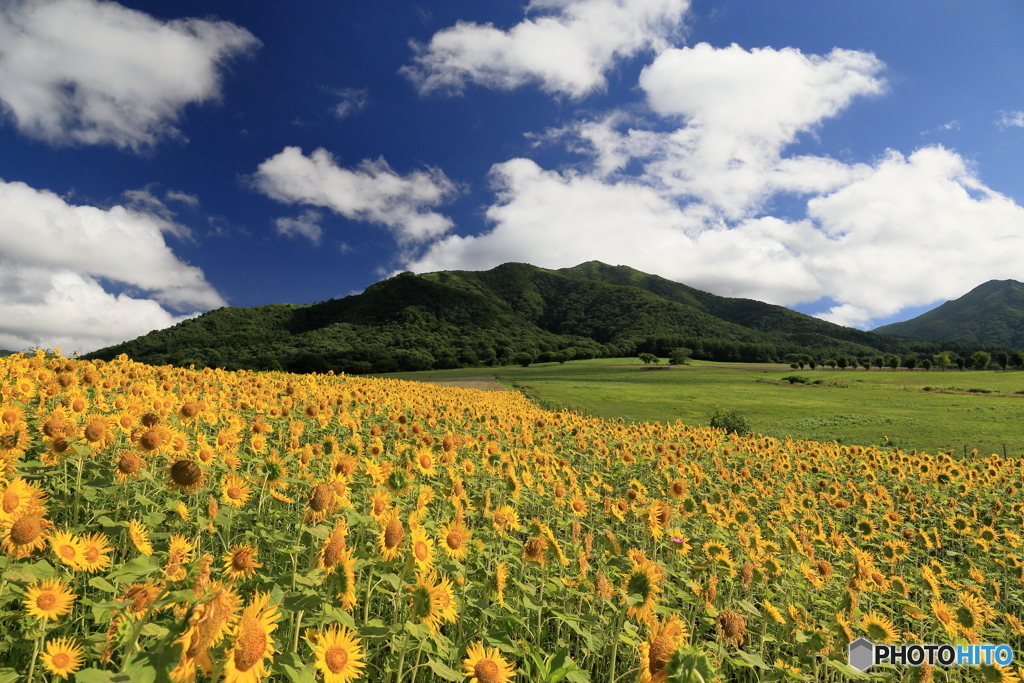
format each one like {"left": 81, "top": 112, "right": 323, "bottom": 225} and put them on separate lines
{"left": 668, "top": 348, "right": 692, "bottom": 365}
{"left": 954, "top": 356, "right": 965, "bottom": 371}
{"left": 836, "top": 356, "right": 848, "bottom": 371}
{"left": 887, "top": 356, "right": 899, "bottom": 371}
{"left": 1012, "top": 351, "right": 1024, "bottom": 371}
{"left": 860, "top": 357, "right": 872, "bottom": 370}
{"left": 513, "top": 352, "right": 534, "bottom": 367}
{"left": 997, "top": 351, "right": 1009, "bottom": 371}
{"left": 902, "top": 356, "right": 917, "bottom": 371}
{"left": 919, "top": 358, "right": 932, "bottom": 371}
{"left": 638, "top": 353, "right": 659, "bottom": 365}
{"left": 933, "top": 353, "right": 950, "bottom": 371}
{"left": 873, "top": 356, "right": 885, "bottom": 370}
{"left": 972, "top": 351, "right": 991, "bottom": 370}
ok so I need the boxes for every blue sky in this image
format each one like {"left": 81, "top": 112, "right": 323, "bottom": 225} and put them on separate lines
{"left": 2, "top": 0, "right": 1024, "bottom": 353}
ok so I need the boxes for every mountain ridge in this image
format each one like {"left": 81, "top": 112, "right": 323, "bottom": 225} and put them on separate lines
{"left": 873, "top": 279, "right": 1024, "bottom": 347}
{"left": 83, "top": 261, "right": 1001, "bottom": 373}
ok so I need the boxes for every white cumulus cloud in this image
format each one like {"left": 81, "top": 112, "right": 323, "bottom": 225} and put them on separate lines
{"left": 275, "top": 209, "right": 323, "bottom": 244}
{"left": 252, "top": 146, "right": 460, "bottom": 244}
{"left": 0, "top": 177, "right": 225, "bottom": 353}
{"left": 0, "top": 0, "right": 259, "bottom": 150}
{"left": 401, "top": 0, "right": 690, "bottom": 98}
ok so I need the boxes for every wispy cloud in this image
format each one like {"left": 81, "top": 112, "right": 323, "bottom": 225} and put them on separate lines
{"left": 996, "top": 110, "right": 1024, "bottom": 129}
{"left": 333, "top": 88, "right": 369, "bottom": 119}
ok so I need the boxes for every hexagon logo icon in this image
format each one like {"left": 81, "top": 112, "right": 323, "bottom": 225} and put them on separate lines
{"left": 849, "top": 637, "right": 874, "bottom": 672}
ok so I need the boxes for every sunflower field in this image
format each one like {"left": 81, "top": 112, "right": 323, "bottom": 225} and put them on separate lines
{"left": 0, "top": 351, "right": 1023, "bottom": 683}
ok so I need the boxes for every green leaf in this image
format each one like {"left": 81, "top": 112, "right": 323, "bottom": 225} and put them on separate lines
{"left": 109, "top": 554, "right": 161, "bottom": 583}
{"left": 428, "top": 659, "right": 463, "bottom": 681}
{"left": 89, "top": 576, "right": 118, "bottom": 593}
{"left": 273, "top": 652, "right": 318, "bottom": 683}
{"left": 0, "top": 668, "right": 20, "bottom": 683}
{"left": 97, "top": 516, "right": 123, "bottom": 529}
{"left": 825, "top": 659, "right": 870, "bottom": 679}
{"left": 734, "top": 650, "right": 769, "bottom": 670}
{"left": 70, "top": 669, "right": 116, "bottom": 683}
{"left": 322, "top": 605, "right": 356, "bottom": 629}
{"left": 566, "top": 672, "right": 591, "bottom": 683}
{"left": 521, "top": 593, "right": 542, "bottom": 611}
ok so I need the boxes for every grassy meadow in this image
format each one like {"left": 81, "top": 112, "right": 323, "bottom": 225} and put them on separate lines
{"left": 380, "top": 359, "right": 1024, "bottom": 458}
{"left": 1, "top": 352, "right": 1023, "bottom": 683}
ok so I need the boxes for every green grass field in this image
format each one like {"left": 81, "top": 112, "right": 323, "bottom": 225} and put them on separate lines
{"left": 376, "top": 358, "right": 1024, "bottom": 457}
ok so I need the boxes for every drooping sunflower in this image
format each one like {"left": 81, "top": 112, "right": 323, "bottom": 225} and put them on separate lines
{"left": 333, "top": 547, "right": 358, "bottom": 611}
{"left": 167, "top": 459, "right": 205, "bottom": 494}
{"left": 522, "top": 536, "right": 549, "bottom": 567}
{"left": 1, "top": 476, "right": 47, "bottom": 517}
{"left": 408, "top": 571, "right": 458, "bottom": 634}
{"left": 128, "top": 519, "right": 153, "bottom": 556}
{"left": 624, "top": 558, "right": 664, "bottom": 623}
{"left": 318, "top": 518, "right": 349, "bottom": 575}
{"left": 306, "top": 483, "right": 337, "bottom": 525}
{"left": 461, "top": 640, "right": 517, "bottom": 683}
{"left": 646, "top": 499, "right": 672, "bottom": 539}
{"left": 40, "top": 636, "right": 85, "bottom": 680}
{"left": 78, "top": 531, "right": 113, "bottom": 573}
{"left": 308, "top": 624, "right": 366, "bottom": 683}
{"left": 24, "top": 577, "right": 77, "bottom": 620}
{"left": 221, "top": 473, "right": 252, "bottom": 509}
{"left": 376, "top": 507, "right": 404, "bottom": 561}
{"left": 860, "top": 611, "right": 899, "bottom": 644}
{"left": 368, "top": 488, "right": 391, "bottom": 523}
{"left": 490, "top": 505, "right": 520, "bottom": 537}
{"left": 439, "top": 518, "right": 472, "bottom": 561}
{"left": 222, "top": 592, "right": 281, "bottom": 683}
{"left": 639, "top": 614, "right": 690, "bottom": 683}
{"left": 410, "top": 525, "right": 435, "bottom": 575}
{"left": 113, "top": 450, "right": 145, "bottom": 483}
{"left": 2, "top": 511, "right": 52, "bottom": 558}
{"left": 170, "top": 582, "right": 241, "bottom": 683}
{"left": 495, "top": 562, "right": 508, "bottom": 606}
{"left": 223, "top": 544, "right": 262, "bottom": 581}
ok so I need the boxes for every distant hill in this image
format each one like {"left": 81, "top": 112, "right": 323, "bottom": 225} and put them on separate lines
{"left": 85, "top": 261, "right": 987, "bottom": 374}
{"left": 874, "top": 280, "right": 1024, "bottom": 347}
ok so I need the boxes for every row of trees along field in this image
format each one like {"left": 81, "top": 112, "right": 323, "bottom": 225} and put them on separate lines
{"left": 781, "top": 350, "right": 1024, "bottom": 371}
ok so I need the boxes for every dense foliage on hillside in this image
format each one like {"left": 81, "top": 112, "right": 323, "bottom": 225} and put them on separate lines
{"left": 85, "top": 262, "right": 1011, "bottom": 374}
{"left": 874, "top": 279, "right": 1024, "bottom": 347}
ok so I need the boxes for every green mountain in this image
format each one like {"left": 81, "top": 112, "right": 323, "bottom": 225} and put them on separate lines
{"left": 873, "top": 279, "right": 1024, "bottom": 346}
{"left": 84, "top": 261, "right": 984, "bottom": 374}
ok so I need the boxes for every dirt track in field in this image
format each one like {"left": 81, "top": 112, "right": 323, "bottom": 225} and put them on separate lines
{"left": 414, "top": 376, "right": 506, "bottom": 391}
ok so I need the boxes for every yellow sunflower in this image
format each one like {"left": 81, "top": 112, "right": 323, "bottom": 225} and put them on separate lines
{"left": 221, "top": 473, "right": 252, "bottom": 509}
{"left": 461, "top": 640, "right": 517, "bottom": 683}
{"left": 78, "top": 532, "right": 113, "bottom": 573}
{"left": 40, "top": 636, "right": 85, "bottom": 680}
{"left": 24, "top": 577, "right": 77, "bottom": 621}
{"left": 50, "top": 529, "right": 85, "bottom": 571}
{"left": 860, "top": 611, "right": 899, "bottom": 644}
{"left": 222, "top": 592, "right": 281, "bottom": 683}
{"left": 408, "top": 571, "right": 458, "bottom": 633}
{"left": 308, "top": 624, "right": 366, "bottom": 683}
{"left": 439, "top": 519, "right": 472, "bottom": 561}
{"left": 410, "top": 525, "right": 435, "bottom": 575}
{"left": 223, "top": 544, "right": 262, "bottom": 580}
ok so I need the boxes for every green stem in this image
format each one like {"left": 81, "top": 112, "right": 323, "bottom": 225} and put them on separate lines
{"left": 608, "top": 607, "right": 625, "bottom": 683}
{"left": 291, "top": 610, "right": 305, "bottom": 654}
{"left": 362, "top": 567, "right": 375, "bottom": 625}
{"left": 26, "top": 634, "right": 42, "bottom": 683}
{"left": 71, "top": 455, "right": 85, "bottom": 527}
{"left": 394, "top": 630, "right": 412, "bottom": 683}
